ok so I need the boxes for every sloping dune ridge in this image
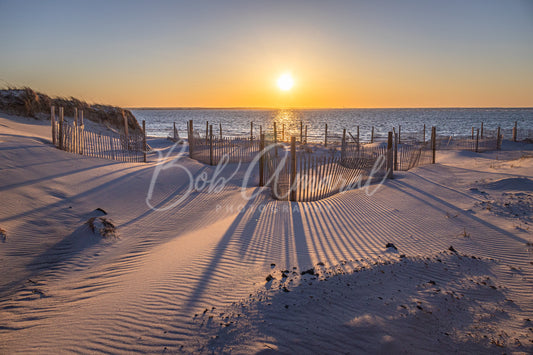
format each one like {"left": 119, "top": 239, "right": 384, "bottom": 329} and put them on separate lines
{"left": 0, "top": 112, "right": 532, "bottom": 353}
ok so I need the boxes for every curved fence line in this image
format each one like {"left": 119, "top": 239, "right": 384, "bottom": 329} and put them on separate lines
{"left": 186, "top": 119, "right": 521, "bottom": 202}
{"left": 263, "top": 144, "right": 389, "bottom": 202}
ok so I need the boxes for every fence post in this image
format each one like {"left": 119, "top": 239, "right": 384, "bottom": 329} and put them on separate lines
{"left": 124, "top": 114, "right": 129, "bottom": 150}
{"left": 371, "top": 126, "right": 374, "bottom": 143}
{"left": 480, "top": 122, "right": 484, "bottom": 139}
{"left": 341, "top": 128, "right": 346, "bottom": 160}
{"left": 471, "top": 127, "right": 474, "bottom": 140}
{"left": 205, "top": 121, "right": 209, "bottom": 145}
{"left": 357, "top": 125, "right": 360, "bottom": 150}
{"left": 475, "top": 129, "right": 479, "bottom": 153}
{"left": 188, "top": 119, "right": 193, "bottom": 155}
{"left": 250, "top": 121, "right": 253, "bottom": 143}
{"left": 259, "top": 133, "right": 265, "bottom": 187}
{"left": 305, "top": 125, "right": 308, "bottom": 144}
{"left": 387, "top": 132, "right": 393, "bottom": 179}
{"left": 431, "top": 126, "right": 436, "bottom": 164}
{"left": 394, "top": 132, "right": 398, "bottom": 171}
{"left": 77, "top": 108, "right": 81, "bottom": 153}
{"left": 497, "top": 126, "right": 501, "bottom": 150}
{"left": 260, "top": 125, "right": 262, "bottom": 137}
{"left": 110, "top": 136, "right": 115, "bottom": 160}
{"left": 423, "top": 124, "right": 425, "bottom": 143}
{"left": 73, "top": 108, "right": 78, "bottom": 154}
{"left": 398, "top": 125, "right": 401, "bottom": 144}
{"left": 274, "top": 122, "right": 278, "bottom": 157}
{"left": 300, "top": 121, "right": 303, "bottom": 143}
{"left": 143, "top": 120, "right": 147, "bottom": 163}
{"left": 209, "top": 124, "right": 214, "bottom": 165}
{"left": 51, "top": 106, "right": 56, "bottom": 146}
{"left": 324, "top": 123, "right": 328, "bottom": 147}
{"left": 512, "top": 121, "right": 517, "bottom": 142}
{"left": 59, "top": 107, "right": 64, "bottom": 150}
{"left": 282, "top": 123, "right": 285, "bottom": 142}
{"left": 219, "top": 122, "right": 222, "bottom": 140}
{"left": 290, "top": 136, "right": 297, "bottom": 201}
{"left": 79, "top": 109, "right": 84, "bottom": 154}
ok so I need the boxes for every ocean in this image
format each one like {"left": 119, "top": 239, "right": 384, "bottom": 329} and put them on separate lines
{"left": 131, "top": 108, "right": 533, "bottom": 142}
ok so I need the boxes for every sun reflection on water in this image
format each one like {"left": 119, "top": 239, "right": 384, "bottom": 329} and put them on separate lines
{"left": 273, "top": 109, "right": 303, "bottom": 142}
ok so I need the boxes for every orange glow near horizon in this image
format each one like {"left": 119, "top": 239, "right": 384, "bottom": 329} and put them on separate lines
{"left": 26, "top": 62, "right": 533, "bottom": 109}
{"left": 28, "top": 58, "right": 533, "bottom": 109}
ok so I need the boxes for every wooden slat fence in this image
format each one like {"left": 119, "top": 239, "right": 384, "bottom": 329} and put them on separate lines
{"left": 188, "top": 126, "right": 262, "bottom": 165}
{"left": 342, "top": 139, "right": 432, "bottom": 172}
{"left": 263, "top": 143, "right": 388, "bottom": 202}
{"left": 435, "top": 135, "right": 498, "bottom": 152}
{"left": 52, "top": 120, "right": 145, "bottom": 163}
{"left": 186, "top": 120, "right": 532, "bottom": 202}
{"left": 395, "top": 141, "right": 433, "bottom": 171}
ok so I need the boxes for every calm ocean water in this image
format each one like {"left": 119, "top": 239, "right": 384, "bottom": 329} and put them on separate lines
{"left": 131, "top": 108, "right": 533, "bottom": 142}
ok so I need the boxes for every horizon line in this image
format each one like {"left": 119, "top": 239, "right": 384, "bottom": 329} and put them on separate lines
{"left": 127, "top": 106, "right": 533, "bottom": 110}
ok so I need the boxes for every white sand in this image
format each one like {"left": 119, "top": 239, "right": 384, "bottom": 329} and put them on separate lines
{"left": 1, "top": 112, "right": 532, "bottom": 353}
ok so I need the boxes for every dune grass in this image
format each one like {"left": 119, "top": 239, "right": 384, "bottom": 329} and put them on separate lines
{"left": 0, "top": 86, "right": 142, "bottom": 133}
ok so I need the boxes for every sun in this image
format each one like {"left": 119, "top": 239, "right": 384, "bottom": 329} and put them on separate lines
{"left": 277, "top": 73, "right": 294, "bottom": 91}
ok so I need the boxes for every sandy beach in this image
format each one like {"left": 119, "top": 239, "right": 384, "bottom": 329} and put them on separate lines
{"left": 0, "top": 112, "right": 532, "bottom": 353}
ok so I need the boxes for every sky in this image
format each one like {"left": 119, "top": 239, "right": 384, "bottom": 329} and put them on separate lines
{"left": 0, "top": 0, "right": 532, "bottom": 108}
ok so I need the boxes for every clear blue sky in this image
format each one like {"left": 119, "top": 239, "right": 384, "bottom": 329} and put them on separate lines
{"left": 1, "top": 0, "right": 532, "bottom": 107}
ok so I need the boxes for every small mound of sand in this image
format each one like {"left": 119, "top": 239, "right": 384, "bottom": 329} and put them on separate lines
{"left": 86, "top": 217, "right": 118, "bottom": 239}
{"left": 481, "top": 177, "right": 533, "bottom": 192}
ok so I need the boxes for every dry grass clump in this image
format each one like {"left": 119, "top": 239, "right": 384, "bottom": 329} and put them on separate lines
{"left": 0, "top": 86, "right": 51, "bottom": 118}
{"left": 0, "top": 86, "right": 142, "bottom": 133}
{"left": 86, "top": 217, "right": 118, "bottom": 239}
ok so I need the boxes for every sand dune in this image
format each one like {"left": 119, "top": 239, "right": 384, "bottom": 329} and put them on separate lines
{"left": 1, "top": 113, "right": 532, "bottom": 353}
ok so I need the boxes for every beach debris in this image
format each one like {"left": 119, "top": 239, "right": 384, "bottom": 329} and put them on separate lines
{"left": 445, "top": 212, "right": 459, "bottom": 218}
{"left": 317, "top": 261, "right": 325, "bottom": 266}
{"left": 385, "top": 243, "right": 398, "bottom": 250}
{"left": 266, "top": 274, "right": 274, "bottom": 282}
{"left": 270, "top": 263, "right": 276, "bottom": 268}
{"left": 448, "top": 245, "right": 457, "bottom": 253}
{"left": 0, "top": 227, "right": 6, "bottom": 242}
{"left": 301, "top": 268, "right": 315, "bottom": 276}
{"left": 31, "top": 288, "right": 46, "bottom": 298}
{"left": 94, "top": 207, "right": 108, "bottom": 215}
{"left": 87, "top": 217, "right": 118, "bottom": 239}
